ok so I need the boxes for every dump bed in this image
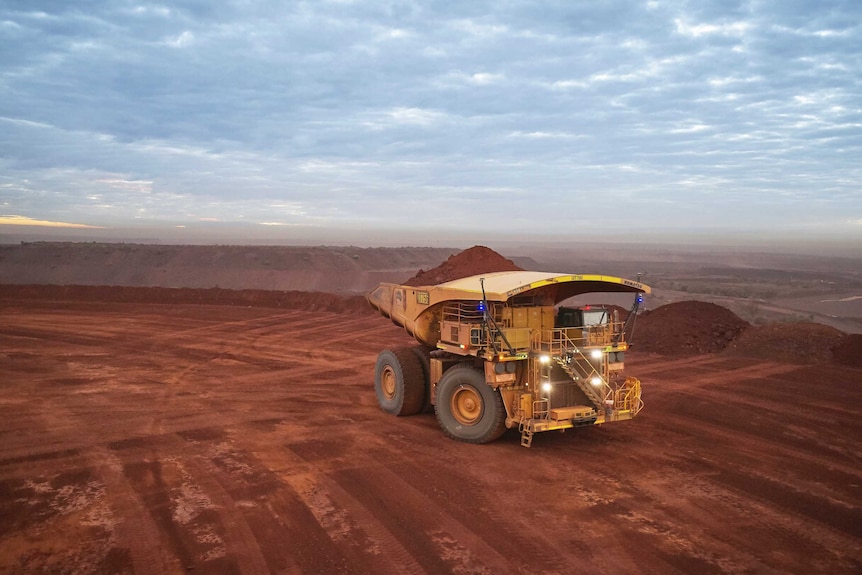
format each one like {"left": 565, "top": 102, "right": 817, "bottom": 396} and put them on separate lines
{"left": 367, "top": 271, "right": 650, "bottom": 348}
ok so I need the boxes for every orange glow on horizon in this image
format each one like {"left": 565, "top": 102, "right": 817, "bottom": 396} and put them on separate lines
{"left": 0, "top": 215, "right": 105, "bottom": 229}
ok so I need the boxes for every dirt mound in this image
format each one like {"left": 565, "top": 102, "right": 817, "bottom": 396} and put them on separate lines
{"left": 832, "top": 334, "right": 862, "bottom": 368}
{"left": 403, "top": 245, "right": 523, "bottom": 286}
{"left": 725, "top": 323, "right": 847, "bottom": 364}
{"left": 0, "top": 284, "right": 373, "bottom": 315}
{"left": 632, "top": 301, "right": 749, "bottom": 355}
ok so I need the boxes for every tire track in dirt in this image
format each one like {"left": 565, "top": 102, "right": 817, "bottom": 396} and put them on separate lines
{"left": 643, "top": 359, "right": 800, "bottom": 392}
{"left": 657, "top": 447, "right": 862, "bottom": 570}
{"left": 201, "top": 426, "right": 403, "bottom": 574}
{"left": 107, "top": 431, "right": 279, "bottom": 573}
{"left": 228, "top": 410, "right": 545, "bottom": 573}
{"left": 627, "top": 354, "right": 733, "bottom": 375}
{"left": 279, "top": 422, "right": 641, "bottom": 574}
{"left": 615, "top": 469, "right": 802, "bottom": 574}
{"left": 651, "top": 409, "right": 862, "bottom": 486}
{"left": 628, "top": 377, "right": 862, "bottom": 573}
{"left": 24, "top": 386, "right": 180, "bottom": 574}
{"left": 247, "top": 440, "right": 428, "bottom": 575}
{"left": 5, "top": 299, "right": 862, "bottom": 573}
{"left": 146, "top": 314, "right": 403, "bottom": 374}
{"left": 332, "top": 463, "right": 511, "bottom": 574}
{"left": 365, "top": 453, "right": 585, "bottom": 574}
{"left": 644, "top": 362, "right": 861, "bottom": 469}
{"left": 163, "top": 436, "right": 273, "bottom": 574}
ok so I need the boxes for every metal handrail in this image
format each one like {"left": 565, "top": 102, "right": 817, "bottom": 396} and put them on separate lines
{"left": 441, "top": 301, "right": 484, "bottom": 322}
{"left": 614, "top": 377, "right": 643, "bottom": 415}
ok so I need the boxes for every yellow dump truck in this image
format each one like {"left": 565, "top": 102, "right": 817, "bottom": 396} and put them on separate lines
{"left": 367, "top": 271, "right": 650, "bottom": 447}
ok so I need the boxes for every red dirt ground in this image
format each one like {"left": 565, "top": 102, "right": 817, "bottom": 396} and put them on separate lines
{"left": 1, "top": 294, "right": 860, "bottom": 574}
{"left": 0, "top": 285, "right": 374, "bottom": 315}
{"left": 403, "top": 245, "right": 523, "bottom": 286}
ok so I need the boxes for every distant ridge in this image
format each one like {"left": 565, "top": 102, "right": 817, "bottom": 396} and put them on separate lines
{"left": 0, "top": 242, "right": 459, "bottom": 294}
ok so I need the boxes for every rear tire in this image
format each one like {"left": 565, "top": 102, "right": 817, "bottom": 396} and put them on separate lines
{"left": 410, "top": 345, "right": 433, "bottom": 413}
{"left": 435, "top": 365, "right": 506, "bottom": 443}
{"left": 374, "top": 348, "right": 425, "bottom": 416}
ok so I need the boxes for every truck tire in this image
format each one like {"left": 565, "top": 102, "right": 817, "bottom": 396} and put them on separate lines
{"left": 410, "top": 345, "right": 433, "bottom": 413}
{"left": 435, "top": 365, "right": 506, "bottom": 444}
{"left": 374, "top": 348, "right": 425, "bottom": 416}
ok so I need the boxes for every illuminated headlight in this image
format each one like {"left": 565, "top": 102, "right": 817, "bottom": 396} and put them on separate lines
{"left": 590, "top": 349, "right": 603, "bottom": 360}
{"left": 591, "top": 376, "right": 602, "bottom": 386}
{"left": 542, "top": 382, "right": 552, "bottom": 393}
{"left": 539, "top": 355, "right": 550, "bottom": 364}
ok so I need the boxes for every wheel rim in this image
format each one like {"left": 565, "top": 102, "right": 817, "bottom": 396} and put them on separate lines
{"left": 450, "top": 384, "right": 483, "bottom": 426}
{"left": 381, "top": 366, "right": 397, "bottom": 400}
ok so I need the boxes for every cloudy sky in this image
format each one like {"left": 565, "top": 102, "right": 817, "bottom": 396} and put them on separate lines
{"left": 1, "top": 0, "right": 860, "bottom": 244}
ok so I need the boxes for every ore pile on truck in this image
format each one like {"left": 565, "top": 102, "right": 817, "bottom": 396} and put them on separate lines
{"left": 367, "top": 271, "right": 650, "bottom": 447}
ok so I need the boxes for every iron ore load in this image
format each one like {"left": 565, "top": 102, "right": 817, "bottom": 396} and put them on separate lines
{"left": 367, "top": 271, "right": 650, "bottom": 447}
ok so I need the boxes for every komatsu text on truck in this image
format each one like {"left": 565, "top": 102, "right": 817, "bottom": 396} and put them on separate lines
{"left": 367, "top": 271, "right": 650, "bottom": 447}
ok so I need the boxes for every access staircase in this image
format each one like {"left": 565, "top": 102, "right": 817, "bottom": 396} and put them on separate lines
{"left": 534, "top": 329, "right": 612, "bottom": 411}
{"left": 554, "top": 353, "right": 607, "bottom": 410}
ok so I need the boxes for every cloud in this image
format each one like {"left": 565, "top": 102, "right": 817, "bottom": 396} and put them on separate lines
{"left": 165, "top": 30, "right": 195, "bottom": 48}
{"left": 0, "top": 0, "right": 859, "bottom": 239}
{"left": 674, "top": 18, "right": 752, "bottom": 38}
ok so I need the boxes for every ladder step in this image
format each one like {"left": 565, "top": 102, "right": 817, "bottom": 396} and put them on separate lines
{"left": 555, "top": 357, "right": 605, "bottom": 410}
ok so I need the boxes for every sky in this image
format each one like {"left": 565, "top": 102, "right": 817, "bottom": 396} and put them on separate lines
{"left": 1, "top": 0, "right": 860, "bottom": 246}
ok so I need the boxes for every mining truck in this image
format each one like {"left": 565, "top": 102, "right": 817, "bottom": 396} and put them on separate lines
{"left": 367, "top": 271, "right": 650, "bottom": 447}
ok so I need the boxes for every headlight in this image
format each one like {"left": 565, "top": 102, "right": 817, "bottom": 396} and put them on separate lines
{"left": 591, "top": 376, "right": 602, "bottom": 386}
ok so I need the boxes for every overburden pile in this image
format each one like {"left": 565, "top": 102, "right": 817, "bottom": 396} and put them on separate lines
{"left": 632, "top": 301, "right": 749, "bottom": 356}
{"left": 632, "top": 300, "right": 860, "bottom": 367}
{"left": 403, "top": 245, "right": 523, "bottom": 286}
{"left": 725, "top": 323, "right": 846, "bottom": 364}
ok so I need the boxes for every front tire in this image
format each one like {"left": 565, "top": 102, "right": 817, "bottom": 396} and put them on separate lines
{"left": 435, "top": 365, "right": 506, "bottom": 443}
{"left": 374, "top": 348, "right": 425, "bottom": 416}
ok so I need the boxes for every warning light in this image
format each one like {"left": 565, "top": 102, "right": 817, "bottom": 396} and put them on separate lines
{"left": 478, "top": 301, "right": 485, "bottom": 312}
